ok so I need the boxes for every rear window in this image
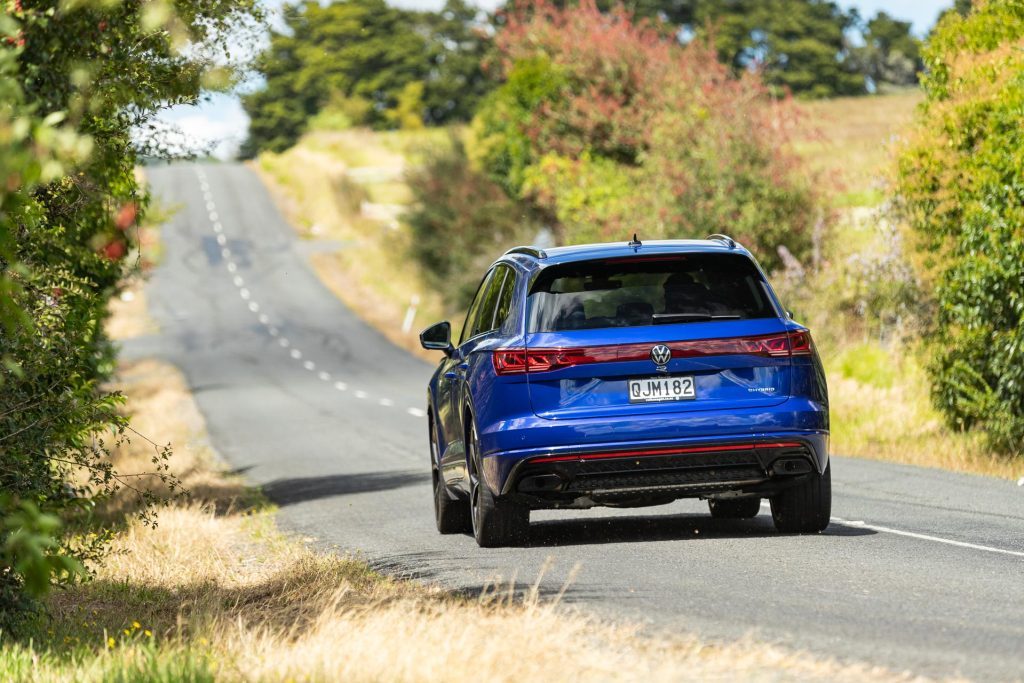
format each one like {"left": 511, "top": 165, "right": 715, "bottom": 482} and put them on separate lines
{"left": 528, "top": 253, "right": 776, "bottom": 333}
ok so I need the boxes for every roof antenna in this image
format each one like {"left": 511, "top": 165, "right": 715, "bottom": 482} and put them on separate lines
{"left": 628, "top": 233, "right": 642, "bottom": 249}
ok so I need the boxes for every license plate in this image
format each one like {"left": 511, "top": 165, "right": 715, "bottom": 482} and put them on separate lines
{"left": 628, "top": 376, "right": 696, "bottom": 403}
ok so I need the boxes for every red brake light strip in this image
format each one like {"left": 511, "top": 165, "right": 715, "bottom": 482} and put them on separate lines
{"left": 493, "top": 331, "right": 813, "bottom": 375}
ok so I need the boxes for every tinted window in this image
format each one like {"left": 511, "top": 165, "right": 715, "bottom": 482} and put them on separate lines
{"left": 459, "top": 269, "right": 496, "bottom": 345}
{"left": 470, "top": 265, "right": 510, "bottom": 339}
{"left": 528, "top": 254, "right": 774, "bottom": 333}
{"left": 493, "top": 267, "right": 517, "bottom": 331}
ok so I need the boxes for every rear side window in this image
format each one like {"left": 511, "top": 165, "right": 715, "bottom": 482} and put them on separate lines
{"left": 528, "top": 254, "right": 775, "bottom": 333}
{"left": 466, "top": 264, "right": 513, "bottom": 341}
{"left": 460, "top": 269, "right": 496, "bottom": 345}
{"left": 493, "top": 267, "right": 516, "bottom": 330}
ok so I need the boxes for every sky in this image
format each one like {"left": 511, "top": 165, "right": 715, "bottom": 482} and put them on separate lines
{"left": 159, "top": 0, "right": 952, "bottom": 159}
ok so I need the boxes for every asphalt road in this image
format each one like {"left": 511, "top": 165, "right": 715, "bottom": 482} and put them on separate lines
{"left": 134, "top": 162, "right": 1024, "bottom": 681}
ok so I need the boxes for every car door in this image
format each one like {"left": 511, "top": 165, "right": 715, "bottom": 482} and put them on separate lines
{"left": 438, "top": 267, "right": 499, "bottom": 486}
{"left": 442, "top": 264, "right": 513, "bottom": 492}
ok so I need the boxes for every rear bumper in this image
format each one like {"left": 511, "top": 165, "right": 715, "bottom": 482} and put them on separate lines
{"left": 484, "top": 432, "right": 828, "bottom": 508}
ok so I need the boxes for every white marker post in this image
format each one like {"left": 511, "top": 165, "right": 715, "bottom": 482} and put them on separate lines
{"left": 401, "top": 294, "right": 420, "bottom": 335}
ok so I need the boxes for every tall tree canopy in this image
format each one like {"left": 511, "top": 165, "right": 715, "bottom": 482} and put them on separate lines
{"left": 519, "top": 0, "right": 926, "bottom": 96}
{"left": 243, "top": 0, "right": 493, "bottom": 155}
{"left": 696, "top": 0, "right": 865, "bottom": 97}
{"left": 855, "top": 11, "right": 923, "bottom": 88}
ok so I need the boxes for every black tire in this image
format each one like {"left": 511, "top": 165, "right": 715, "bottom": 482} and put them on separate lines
{"left": 431, "top": 415, "right": 470, "bottom": 534}
{"left": 467, "top": 419, "right": 529, "bottom": 547}
{"left": 770, "top": 461, "right": 832, "bottom": 533}
{"left": 708, "top": 496, "right": 761, "bottom": 519}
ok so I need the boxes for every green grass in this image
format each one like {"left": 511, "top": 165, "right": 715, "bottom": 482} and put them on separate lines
{"left": 833, "top": 342, "right": 897, "bottom": 389}
{"left": 795, "top": 90, "right": 922, "bottom": 207}
{"left": 0, "top": 643, "right": 216, "bottom": 683}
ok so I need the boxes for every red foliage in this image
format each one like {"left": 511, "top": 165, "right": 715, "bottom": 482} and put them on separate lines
{"left": 489, "top": 0, "right": 815, "bottom": 261}
{"left": 101, "top": 240, "right": 126, "bottom": 261}
{"left": 114, "top": 202, "right": 137, "bottom": 231}
{"left": 492, "top": 0, "right": 788, "bottom": 161}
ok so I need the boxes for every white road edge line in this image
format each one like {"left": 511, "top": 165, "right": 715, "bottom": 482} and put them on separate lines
{"left": 759, "top": 501, "right": 1024, "bottom": 558}
{"left": 835, "top": 516, "right": 1024, "bottom": 559}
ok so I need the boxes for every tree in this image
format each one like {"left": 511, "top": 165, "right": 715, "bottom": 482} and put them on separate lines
{"left": 504, "top": 0, "right": 697, "bottom": 27}
{"left": 856, "top": 11, "right": 922, "bottom": 89}
{"left": 421, "top": 0, "right": 495, "bottom": 125}
{"left": 244, "top": 0, "right": 428, "bottom": 153}
{"left": 407, "top": 138, "right": 537, "bottom": 311}
{"left": 696, "top": 0, "right": 865, "bottom": 98}
{"left": 896, "top": 0, "right": 1024, "bottom": 455}
{"left": 1, "top": 0, "right": 256, "bottom": 625}
{"left": 471, "top": 0, "right": 820, "bottom": 269}
{"left": 243, "top": 0, "right": 497, "bottom": 155}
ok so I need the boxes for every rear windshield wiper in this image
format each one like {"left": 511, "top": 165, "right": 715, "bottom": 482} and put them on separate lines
{"left": 651, "top": 313, "right": 741, "bottom": 324}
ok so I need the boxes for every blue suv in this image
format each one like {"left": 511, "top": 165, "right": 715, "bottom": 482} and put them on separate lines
{"left": 420, "top": 236, "right": 830, "bottom": 547}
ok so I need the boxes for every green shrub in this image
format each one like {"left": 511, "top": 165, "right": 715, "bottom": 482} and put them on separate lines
{"left": 406, "top": 138, "right": 537, "bottom": 311}
{"left": 896, "top": 0, "right": 1024, "bottom": 454}
{"left": 470, "top": 1, "right": 823, "bottom": 269}
{"left": 1, "top": 0, "right": 254, "bottom": 623}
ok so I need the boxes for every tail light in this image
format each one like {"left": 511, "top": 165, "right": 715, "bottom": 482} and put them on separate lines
{"left": 493, "top": 349, "right": 585, "bottom": 374}
{"left": 494, "top": 330, "right": 813, "bottom": 375}
{"left": 788, "top": 330, "right": 813, "bottom": 355}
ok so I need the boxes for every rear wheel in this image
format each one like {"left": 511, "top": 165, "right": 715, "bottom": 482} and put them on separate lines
{"left": 431, "top": 415, "right": 470, "bottom": 534}
{"left": 467, "top": 420, "right": 529, "bottom": 547}
{"left": 708, "top": 496, "right": 760, "bottom": 519}
{"left": 770, "top": 462, "right": 832, "bottom": 533}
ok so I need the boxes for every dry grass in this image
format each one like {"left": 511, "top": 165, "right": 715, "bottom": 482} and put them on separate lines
{"left": 105, "top": 288, "right": 156, "bottom": 340}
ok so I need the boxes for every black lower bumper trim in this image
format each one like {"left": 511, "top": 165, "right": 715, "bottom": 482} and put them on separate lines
{"left": 503, "top": 441, "right": 816, "bottom": 507}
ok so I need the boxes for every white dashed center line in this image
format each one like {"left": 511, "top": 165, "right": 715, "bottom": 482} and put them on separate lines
{"left": 194, "top": 168, "right": 423, "bottom": 420}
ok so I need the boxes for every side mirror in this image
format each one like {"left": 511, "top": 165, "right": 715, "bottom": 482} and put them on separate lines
{"left": 420, "top": 321, "right": 454, "bottom": 356}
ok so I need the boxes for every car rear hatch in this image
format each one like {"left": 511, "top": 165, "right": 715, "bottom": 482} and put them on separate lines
{"left": 499, "top": 252, "right": 807, "bottom": 420}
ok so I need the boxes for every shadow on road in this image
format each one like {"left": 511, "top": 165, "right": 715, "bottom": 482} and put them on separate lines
{"left": 526, "top": 514, "right": 876, "bottom": 547}
{"left": 262, "top": 470, "right": 428, "bottom": 506}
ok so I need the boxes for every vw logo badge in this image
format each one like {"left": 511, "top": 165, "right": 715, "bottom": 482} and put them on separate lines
{"left": 650, "top": 344, "right": 671, "bottom": 370}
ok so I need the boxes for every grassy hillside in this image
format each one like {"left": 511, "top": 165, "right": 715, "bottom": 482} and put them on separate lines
{"left": 794, "top": 90, "right": 922, "bottom": 207}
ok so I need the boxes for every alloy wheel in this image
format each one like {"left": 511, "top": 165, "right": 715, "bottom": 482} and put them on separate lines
{"left": 468, "top": 423, "right": 482, "bottom": 537}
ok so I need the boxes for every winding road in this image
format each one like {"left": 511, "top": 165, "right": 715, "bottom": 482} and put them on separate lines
{"left": 133, "top": 162, "right": 1024, "bottom": 681}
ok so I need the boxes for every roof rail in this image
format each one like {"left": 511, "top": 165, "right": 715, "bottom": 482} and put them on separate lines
{"left": 505, "top": 246, "right": 548, "bottom": 259}
{"left": 705, "top": 233, "right": 737, "bottom": 249}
